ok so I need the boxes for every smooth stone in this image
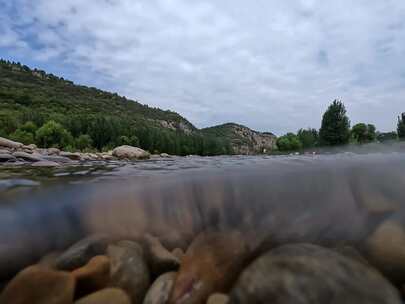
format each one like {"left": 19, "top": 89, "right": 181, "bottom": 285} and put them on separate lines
{"left": 365, "top": 220, "right": 405, "bottom": 284}
{"left": 0, "top": 149, "right": 11, "bottom": 154}
{"left": 39, "top": 251, "right": 62, "bottom": 269}
{"left": 26, "top": 144, "right": 38, "bottom": 150}
{"left": 47, "top": 148, "right": 61, "bottom": 155}
{"left": 56, "top": 235, "right": 111, "bottom": 271}
{"left": 145, "top": 234, "right": 180, "bottom": 276}
{"left": 229, "top": 243, "right": 401, "bottom": 304}
{"left": 169, "top": 232, "right": 249, "bottom": 304}
{"left": 108, "top": 240, "right": 151, "bottom": 303}
{"left": 72, "top": 255, "right": 110, "bottom": 297}
{"left": 143, "top": 272, "right": 176, "bottom": 304}
{"left": 112, "top": 145, "right": 150, "bottom": 160}
{"left": 0, "top": 265, "right": 75, "bottom": 304}
{"left": 0, "top": 137, "right": 23, "bottom": 149}
{"left": 207, "top": 293, "right": 229, "bottom": 304}
{"left": 0, "top": 153, "right": 16, "bottom": 162}
{"left": 160, "top": 153, "right": 170, "bottom": 158}
{"left": 13, "top": 151, "right": 43, "bottom": 162}
{"left": 31, "top": 160, "right": 61, "bottom": 167}
{"left": 75, "top": 288, "right": 131, "bottom": 304}
{"left": 172, "top": 248, "right": 185, "bottom": 262}
{"left": 60, "top": 151, "right": 82, "bottom": 160}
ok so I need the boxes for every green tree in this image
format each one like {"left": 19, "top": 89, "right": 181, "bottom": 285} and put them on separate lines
{"left": 377, "top": 131, "right": 397, "bottom": 142}
{"left": 277, "top": 133, "right": 303, "bottom": 151}
{"left": 75, "top": 134, "right": 93, "bottom": 151}
{"left": 398, "top": 113, "right": 405, "bottom": 140}
{"left": 297, "top": 128, "right": 318, "bottom": 148}
{"left": 319, "top": 100, "right": 350, "bottom": 146}
{"left": 35, "top": 120, "right": 73, "bottom": 148}
{"left": 351, "top": 123, "right": 368, "bottom": 143}
{"left": 367, "top": 124, "right": 376, "bottom": 141}
{"left": 9, "top": 129, "right": 34, "bottom": 145}
{"left": 20, "top": 121, "right": 38, "bottom": 134}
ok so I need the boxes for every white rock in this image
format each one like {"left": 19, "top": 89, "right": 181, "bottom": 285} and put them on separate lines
{"left": 60, "top": 152, "right": 82, "bottom": 160}
{"left": 112, "top": 146, "right": 150, "bottom": 160}
{"left": 0, "top": 137, "right": 23, "bottom": 149}
{"left": 13, "top": 151, "right": 43, "bottom": 162}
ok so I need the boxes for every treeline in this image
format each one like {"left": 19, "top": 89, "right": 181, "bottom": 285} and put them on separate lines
{"left": 0, "top": 110, "right": 231, "bottom": 155}
{"left": 0, "top": 59, "right": 231, "bottom": 156}
{"left": 277, "top": 100, "right": 404, "bottom": 151}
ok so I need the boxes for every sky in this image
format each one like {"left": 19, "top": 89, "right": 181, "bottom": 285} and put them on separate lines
{"left": 1, "top": 0, "right": 405, "bottom": 135}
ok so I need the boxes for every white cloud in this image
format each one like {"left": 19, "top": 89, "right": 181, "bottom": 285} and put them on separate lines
{"left": 1, "top": 0, "right": 405, "bottom": 134}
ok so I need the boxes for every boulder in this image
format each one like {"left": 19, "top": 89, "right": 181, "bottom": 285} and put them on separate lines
{"left": 56, "top": 235, "right": 111, "bottom": 271}
{"left": 0, "top": 265, "right": 75, "bottom": 304}
{"left": 143, "top": 272, "right": 176, "bottom": 304}
{"left": 75, "top": 288, "right": 131, "bottom": 304}
{"left": 229, "top": 243, "right": 401, "bottom": 304}
{"left": 43, "top": 155, "right": 73, "bottom": 164}
{"left": 72, "top": 255, "right": 110, "bottom": 297}
{"left": 207, "top": 293, "right": 229, "bottom": 304}
{"left": 169, "top": 231, "right": 249, "bottom": 304}
{"left": 0, "top": 153, "right": 16, "bottom": 163}
{"left": 0, "top": 137, "right": 23, "bottom": 149}
{"left": 13, "top": 151, "right": 43, "bottom": 162}
{"left": 47, "top": 148, "right": 61, "bottom": 156}
{"left": 31, "top": 160, "right": 61, "bottom": 167}
{"left": 108, "top": 240, "right": 151, "bottom": 303}
{"left": 60, "top": 152, "right": 82, "bottom": 160}
{"left": 160, "top": 153, "right": 170, "bottom": 158}
{"left": 144, "top": 234, "right": 180, "bottom": 276}
{"left": 365, "top": 220, "right": 405, "bottom": 284}
{"left": 112, "top": 145, "right": 150, "bottom": 160}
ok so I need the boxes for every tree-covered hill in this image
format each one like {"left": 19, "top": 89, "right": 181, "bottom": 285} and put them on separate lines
{"left": 201, "top": 123, "right": 277, "bottom": 154}
{"left": 0, "top": 59, "right": 233, "bottom": 155}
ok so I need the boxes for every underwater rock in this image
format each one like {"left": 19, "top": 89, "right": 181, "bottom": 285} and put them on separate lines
{"left": 229, "top": 243, "right": 401, "bottom": 304}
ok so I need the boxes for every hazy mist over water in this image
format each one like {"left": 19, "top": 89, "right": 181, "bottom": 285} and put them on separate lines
{"left": 1, "top": 148, "right": 405, "bottom": 281}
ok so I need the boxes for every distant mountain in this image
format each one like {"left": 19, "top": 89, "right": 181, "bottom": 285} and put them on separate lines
{"left": 201, "top": 123, "right": 277, "bottom": 154}
{"left": 0, "top": 59, "right": 276, "bottom": 155}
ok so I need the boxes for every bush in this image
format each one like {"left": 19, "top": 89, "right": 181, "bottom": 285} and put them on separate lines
{"left": 9, "top": 129, "right": 34, "bottom": 145}
{"left": 35, "top": 120, "right": 73, "bottom": 148}
{"left": 75, "top": 134, "right": 93, "bottom": 151}
{"left": 297, "top": 128, "right": 318, "bottom": 148}
{"left": 277, "top": 133, "right": 303, "bottom": 151}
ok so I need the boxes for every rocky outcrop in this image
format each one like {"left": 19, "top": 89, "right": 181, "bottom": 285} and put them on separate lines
{"left": 201, "top": 123, "right": 277, "bottom": 155}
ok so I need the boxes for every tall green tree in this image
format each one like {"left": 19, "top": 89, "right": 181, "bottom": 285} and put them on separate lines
{"left": 319, "top": 100, "right": 350, "bottom": 146}
{"left": 398, "top": 113, "right": 405, "bottom": 140}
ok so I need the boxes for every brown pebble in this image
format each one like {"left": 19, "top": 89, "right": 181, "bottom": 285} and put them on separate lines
{"left": 0, "top": 265, "right": 75, "bottom": 304}
{"left": 72, "top": 255, "right": 110, "bottom": 298}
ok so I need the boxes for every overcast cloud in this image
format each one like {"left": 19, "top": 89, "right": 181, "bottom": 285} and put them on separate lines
{"left": 1, "top": 0, "right": 405, "bottom": 134}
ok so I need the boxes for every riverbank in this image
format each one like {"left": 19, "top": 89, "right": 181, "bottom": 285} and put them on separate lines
{"left": 0, "top": 136, "right": 173, "bottom": 167}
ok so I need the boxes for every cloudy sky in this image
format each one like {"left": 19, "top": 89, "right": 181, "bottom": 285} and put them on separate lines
{"left": 1, "top": 0, "right": 405, "bottom": 135}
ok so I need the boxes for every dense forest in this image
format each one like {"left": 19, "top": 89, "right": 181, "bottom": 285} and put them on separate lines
{"left": 0, "top": 59, "right": 231, "bottom": 155}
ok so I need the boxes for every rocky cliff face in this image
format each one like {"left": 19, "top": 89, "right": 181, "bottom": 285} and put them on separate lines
{"left": 201, "top": 123, "right": 277, "bottom": 155}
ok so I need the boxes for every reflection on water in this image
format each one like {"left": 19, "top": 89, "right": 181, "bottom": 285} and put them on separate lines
{"left": 1, "top": 152, "right": 405, "bottom": 282}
